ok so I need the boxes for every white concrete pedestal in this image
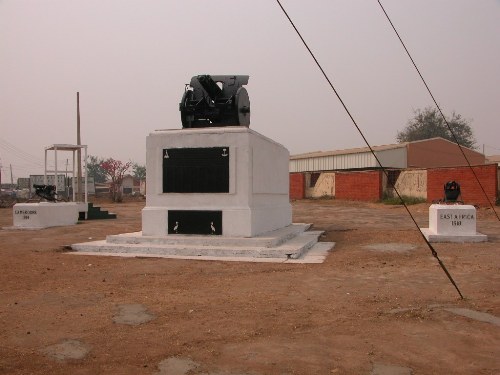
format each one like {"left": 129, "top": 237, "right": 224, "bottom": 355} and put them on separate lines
{"left": 72, "top": 126, "right": 334, "bottom": 263}
{"left": 421, "top": 204, "right": 487, "bottom": 243}
{"left": 71, "top": 126, "right": 334, "bottom": 262}
{"left": 142, "top": 127, "right": 292, "bottom": 237}
{"left": 11, "top": 202, "right": 79, "bottom": 229}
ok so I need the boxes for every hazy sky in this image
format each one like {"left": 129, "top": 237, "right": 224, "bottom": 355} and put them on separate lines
{"left": 1, "top": 0, "right": 499, "bottom": 181}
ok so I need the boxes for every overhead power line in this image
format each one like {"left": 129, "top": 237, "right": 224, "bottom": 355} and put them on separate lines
{"left": 275, "top": 0, "right": 464, "bottom": 299}
{"left": 377, "top": 0, "right": 499, "bottom": 222}
{"left": 0, "top": 138, "right": 45, "bottom": 167}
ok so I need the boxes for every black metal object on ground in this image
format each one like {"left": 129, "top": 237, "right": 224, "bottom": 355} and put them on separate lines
{"left": 33, "top": 184, "right": 59, "bottom": 202}
{"left": 444, "top": 181, "right": 463, "bottom": 203}
{"left": 179, "top": 74, "right": 250, "bottom": 128}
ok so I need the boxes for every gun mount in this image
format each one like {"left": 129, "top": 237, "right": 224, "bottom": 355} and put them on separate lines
{"left": 33, "top": 184, "right": 59, "bottom": 202}
{"left": 443, "top": 180, "right": 463, "bottom": 203}
{"left": 179, "top": 74, "right": 250, "bottom": 128}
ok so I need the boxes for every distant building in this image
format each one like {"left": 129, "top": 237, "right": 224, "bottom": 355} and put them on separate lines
{"left": 289, "top": 137, "right": 496, "bottom": 206}
{"left": 122, "top": 175, "right": 143, "bottom": 195}
{"left": 486, "top": 155, "right": 500, "bottom": 166}
{"left": 290, "top": 137, "right": 485, "bottom": 173}
{"left": 30, "top": 175, "right": 66, "bottom": 191}
{"left": 17, "top": 178, "right": 31, "bottom": 189}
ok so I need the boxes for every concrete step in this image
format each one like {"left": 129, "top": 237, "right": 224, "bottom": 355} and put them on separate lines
{"left": 71, "top": 224, "right": 330, "bottom": 260}
{"left": 106, "top": 224, "right": 311, "bottom": 247}
{"left": 72, "top": 237, "right": 317, "bottom": 259}
{"left": 82, "top": 203, "right": 117, "bottom": 220}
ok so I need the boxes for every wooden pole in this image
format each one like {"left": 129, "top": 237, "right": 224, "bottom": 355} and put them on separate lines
{"left": 77, "top": 92, "right": 82, "bottom": 201}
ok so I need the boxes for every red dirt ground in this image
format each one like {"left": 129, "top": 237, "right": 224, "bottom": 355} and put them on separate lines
{"left": 0, "top": 198, "right": 499, "bottom": 374}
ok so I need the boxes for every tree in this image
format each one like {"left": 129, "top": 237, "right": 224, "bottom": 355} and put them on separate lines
{"left": 132, "top": 163, "right": 146, "bottom": 180}
{"left": 100, "top": 158, "right": 132, "bottom": 202}
{"left": 396, "top": 107, "right": 476, "bottom": 149}
{"left": 86, "top": 155, "right": 107, "bottom": 183}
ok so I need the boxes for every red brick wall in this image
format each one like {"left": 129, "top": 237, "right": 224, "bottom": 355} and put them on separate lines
{"left": 427, "top": 164, "right": 498, "bottom": 206}
{"left": 335, "top": 170, "right": 382, "bottom": 201}
{"left": 289, "top": 173, "right": 305, "bottom": 200}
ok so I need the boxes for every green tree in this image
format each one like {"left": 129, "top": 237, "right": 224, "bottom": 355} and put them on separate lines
{"left": 397, "top": 107, "right": 476, "bottom": 149}
{"left": 132, "top": 163, "right": 146, "bottom": 180}
{"left": 86, "top": 155, "right": 107, "bottom": 183}
{"left": 100, "top": 158, "right": 132, "bottom": 202}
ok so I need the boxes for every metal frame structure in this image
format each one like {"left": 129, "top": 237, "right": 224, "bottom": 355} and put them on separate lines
{"left": 44, "top": 144, "right": 88, "bottom": 208}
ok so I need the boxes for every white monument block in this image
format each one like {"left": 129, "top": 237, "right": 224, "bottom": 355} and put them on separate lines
{"left": 421, "top": 204, "right": 487, "bottom": 243}
{"left": 72, "top": 126, "right": 334, "bottom": 262}
{"left": 13, "top": 202, "right": 79, "bottom": 229}
{"left": 142, "top": 127, "right": 292, "bottom": 237}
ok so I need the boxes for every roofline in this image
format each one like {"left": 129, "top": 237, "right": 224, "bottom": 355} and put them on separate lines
{"left": 290, "top": 142, "right": 408, "bottom": 160}
{"left": 407, "top": 137, "right": 480, "bottom": 153}
{"left": 290, "top": 137, "right": 481, "bottom": 160}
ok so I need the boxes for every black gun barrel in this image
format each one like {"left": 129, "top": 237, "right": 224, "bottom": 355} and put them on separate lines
{"left": 197, "top": 75, "right": 223, "bottom": 99}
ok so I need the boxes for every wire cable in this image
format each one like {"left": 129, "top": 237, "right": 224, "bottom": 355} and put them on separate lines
{"left": 275, "top": 0, "right": 464, "bottom": 299}
{"left": 377, "top": 0, "right": 499, "bottom": 222}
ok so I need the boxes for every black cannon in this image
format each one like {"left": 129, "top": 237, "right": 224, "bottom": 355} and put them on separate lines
{"left": 33, "top": 184, "right": 59, "bottom": 202}
{"left": 179, "top": 74, "right": 250, "bottom": 128}
{"left": 443, "top": 181, "right": 462, "bottom": 203}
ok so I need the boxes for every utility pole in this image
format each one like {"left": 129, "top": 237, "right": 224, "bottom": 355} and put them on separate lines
{"left": 10, "top": 164, "right": 14, "bottom": 186}
{"left": 76, "top": 92, "right": 82, "bottom": 201}
{"left": 65, "top": 158, "right": 69, "bottom": 199}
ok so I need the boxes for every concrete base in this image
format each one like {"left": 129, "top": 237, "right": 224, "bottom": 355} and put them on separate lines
{"left": 11, "top": 202, "right": 79, "bottom": 229}
{"left": 420, "top": 204, "right": 487, "bottom": 243}
{"left": 421, "top": 228, "right": 487, "bottom": 243}
{"left": 71, "top": 223, "right": 335, "bottom": 263}
{"left": 142, "top": 127, "right": 292, "bottom": 237}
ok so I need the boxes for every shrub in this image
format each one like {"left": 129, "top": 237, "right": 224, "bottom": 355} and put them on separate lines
{"left": 381, "top": 195, "right": 426, "bottom": 205}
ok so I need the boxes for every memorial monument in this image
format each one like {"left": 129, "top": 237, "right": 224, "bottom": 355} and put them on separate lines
{"left": 8, "top": 144, "right": 86, "bottom": 229}
{"left": 73, "top": 75, "right": 333, "bottom": 261}
{"left": 421, "top": 181, "right": 487, "bottom": 242}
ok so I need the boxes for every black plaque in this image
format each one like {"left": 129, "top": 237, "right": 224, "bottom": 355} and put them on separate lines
{"left": 163, "top": 147, "right": 229, "bottom": 193}
{"left": 168, "top": 210, "right": 222, "bottom": 235}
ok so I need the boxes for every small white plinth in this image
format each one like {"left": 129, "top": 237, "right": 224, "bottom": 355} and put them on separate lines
{"left": 12, "top": 202, "right": 79, "bottom": 229}
{"left": 421, "top": 204, "right": 487, "bottom": 243}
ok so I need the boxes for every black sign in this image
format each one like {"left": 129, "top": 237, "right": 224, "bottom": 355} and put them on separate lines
{"left": 163, "top": 147, "right": 229, "bottom": 193}
{"left": 168, "top": 210, "right": 222, "bottom": 235}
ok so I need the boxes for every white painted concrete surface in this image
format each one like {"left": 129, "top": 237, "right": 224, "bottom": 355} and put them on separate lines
{"left": 12, "top": 202, "right": 79, "bottom": 229}
{"left": 142, "top": 127, "right": 292, "bottom": 237}
{"left": 421, "top": 204, "right": 487, "bottom": 242}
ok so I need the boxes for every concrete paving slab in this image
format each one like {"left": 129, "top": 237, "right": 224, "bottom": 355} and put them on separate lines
{"left": 364, "top": 243, "right": 417, "bottom": 253}
{"left": 113, "top": 304, "right": 155, "bottom": 325}
{"left": 154, "top": 357, "right": 199, "bottom": 375}
{"left": 371, "top": 363, "right": 413, "bottom": 375}
{"left": 444, "top": 308, "right": 500, "bottom": 326}
{"left": 41, "top": 339, "right": 90, "bottom": 361}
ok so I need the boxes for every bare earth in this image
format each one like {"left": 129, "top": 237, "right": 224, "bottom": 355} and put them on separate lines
{"left": 0, "top": 198, "right": 499, "bottom": 375}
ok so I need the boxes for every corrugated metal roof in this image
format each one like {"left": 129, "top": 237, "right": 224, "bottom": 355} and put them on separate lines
{"left": 288, "top": 137, "right": 487, "bottom": 172}
{"left": 486, "top": 155, "right": 500, "bottom": 163}
{"left": 289, "top": 147, "right": 408, "bottom": 172}
{"left": 290, "top": 142, "right": 407, "bottom": 160}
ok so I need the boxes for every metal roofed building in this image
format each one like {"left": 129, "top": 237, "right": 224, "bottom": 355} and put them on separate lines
{"left": 486, "top": 155, "right": 500, "bottom": 166}
{"left": 289, "top": 137, "right": 485, "bottom": 173}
